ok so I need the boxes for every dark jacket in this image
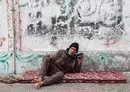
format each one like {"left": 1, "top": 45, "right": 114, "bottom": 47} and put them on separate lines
{"left": 49, "top": 49, "right": 83, "bottom": 73}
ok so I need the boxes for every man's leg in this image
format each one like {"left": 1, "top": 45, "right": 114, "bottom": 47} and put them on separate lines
{"left": 39, "top": 55, "right": 51, "bottom": 79}
{"left": 34, "top": 55, "right": 51, "bottom": 89}
{"left": 42, "top": 71, "right": 64, "bottom": 86}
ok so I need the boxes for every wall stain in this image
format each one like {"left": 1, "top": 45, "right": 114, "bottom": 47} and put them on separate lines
{"left": 19, "top": 0, "right": 125, "bottom": 47}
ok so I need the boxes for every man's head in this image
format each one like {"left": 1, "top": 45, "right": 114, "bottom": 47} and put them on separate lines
{"left": 68, "top": 42, "right": 79, "bottom": 56}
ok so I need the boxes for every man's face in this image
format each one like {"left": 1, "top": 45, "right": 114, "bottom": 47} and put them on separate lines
{"left": 68, "top": 47, "right": 77, "bottom": 56}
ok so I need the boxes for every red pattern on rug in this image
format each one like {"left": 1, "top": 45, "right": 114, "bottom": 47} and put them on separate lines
{"left": 21, "top": 71, "right": 127, "bottom": 83}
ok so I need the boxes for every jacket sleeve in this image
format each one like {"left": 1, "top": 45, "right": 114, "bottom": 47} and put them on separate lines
{"left": 73, "top": 53, "right": 84, "bottom": 73}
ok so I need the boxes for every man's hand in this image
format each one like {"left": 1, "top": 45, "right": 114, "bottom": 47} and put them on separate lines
{"left": 76, "top": 53, "right": 84, "bottom": 65}
{"left": 77, "top": 56, "right": 83, "bottom": 65}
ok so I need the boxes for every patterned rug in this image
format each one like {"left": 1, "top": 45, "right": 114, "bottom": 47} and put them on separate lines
{"left": 20, "top": 71, "right": 127, "bottom": 83}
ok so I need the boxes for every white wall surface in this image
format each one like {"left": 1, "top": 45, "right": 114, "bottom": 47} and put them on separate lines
{"left": 16, "top": 0, "right": 130, "bottom": 52}
{"left": 1, "top": 0, "right": 130, "bottom": 74}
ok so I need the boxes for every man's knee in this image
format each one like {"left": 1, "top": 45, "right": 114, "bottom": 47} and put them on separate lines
{"left": 57, "top": 71, "right": 64, "bottom": 78}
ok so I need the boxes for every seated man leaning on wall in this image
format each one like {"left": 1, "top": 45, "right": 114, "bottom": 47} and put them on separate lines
{"left": 34, "top": 42, "right": 84, "bottom": 89}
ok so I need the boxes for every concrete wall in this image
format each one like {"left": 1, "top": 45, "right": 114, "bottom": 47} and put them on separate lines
{"left": 0, "top": 0, "right": 14, "bottom": 73}
{"left": 0, "top": 0, "right": 130, "bottom": 74}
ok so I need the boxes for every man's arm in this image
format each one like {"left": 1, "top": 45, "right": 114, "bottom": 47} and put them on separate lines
{"left": 73, "top": 53, "right": 84, "bottom": 73}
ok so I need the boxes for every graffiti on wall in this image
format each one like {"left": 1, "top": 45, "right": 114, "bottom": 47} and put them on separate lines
{"left": 16, "top": 53, "right": 43, "bottom": 63}
{"left": 83, "top": 52, "right": 129, "bottom": 71}
{"left": 0, "top": 37, "right": 6, "bottom": 47}
{"left": 15, "top": 51, "right": 130, "bottom": 73}
{"left": 16, "top": 53, "right": 43, "bottom": 71}
{"left": 0, "top": 52, "right": 12, "bottom": 73}
{"left": 18, "top": 0, "right": 125, "bottom": 50}
{"left": 75, "top": 0, "right": 124, "bottom": 38}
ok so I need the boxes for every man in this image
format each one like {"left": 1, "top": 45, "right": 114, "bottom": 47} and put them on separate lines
{"left": 34, "top": 42, "right": 83, "bottom": 89}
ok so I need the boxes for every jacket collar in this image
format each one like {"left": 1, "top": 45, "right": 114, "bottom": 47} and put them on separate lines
{"left": 65, "top": 48, "right": 76, "bottom": 58}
